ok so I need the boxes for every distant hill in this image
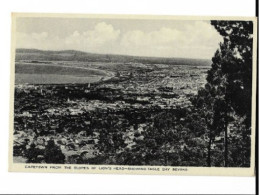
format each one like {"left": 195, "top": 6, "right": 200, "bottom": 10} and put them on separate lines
{"left": 15, "top": 48, "right": 212, "bottom": 66}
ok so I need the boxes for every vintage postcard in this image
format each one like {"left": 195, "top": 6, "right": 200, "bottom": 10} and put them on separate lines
{"left": 9, "top": 13, "right": 257, "bottom": 176}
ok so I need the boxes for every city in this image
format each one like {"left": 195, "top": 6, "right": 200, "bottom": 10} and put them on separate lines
{"left": 13, "top": 60, "right": 210, "bottom": 165}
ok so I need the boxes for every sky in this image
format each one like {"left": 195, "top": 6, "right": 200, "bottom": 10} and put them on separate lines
{"left": 16, "top": 17, "right": 223, "bottom": 59}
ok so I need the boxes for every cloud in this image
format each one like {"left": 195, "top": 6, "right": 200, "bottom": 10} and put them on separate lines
{"left": 16, "top": 21, "right": 222, "bottom": 59}
{"left": 16, "top": 32, "right": 49, "bottom": 50}
{"left": 16, "top": 22, "right": 121, "bottom": 52}
{"left": 119, "top": 21, "right": 222, "bottom": 58}
{"left": 64, "top": 22, "right": 120, "bottom": 51}
{"left": 121, "top": 28, "right": 184, "bottom": 47}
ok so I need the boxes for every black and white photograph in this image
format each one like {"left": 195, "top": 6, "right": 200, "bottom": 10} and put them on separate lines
{"left": 9, "top": 13, "right": 257, "bottom": 176}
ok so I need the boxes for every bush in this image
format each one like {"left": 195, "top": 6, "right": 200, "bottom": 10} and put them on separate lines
{"left": 44, "top": 140, "right": 65, "bottom": 164}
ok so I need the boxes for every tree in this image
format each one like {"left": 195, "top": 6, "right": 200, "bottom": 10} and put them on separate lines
{"left": 211, "top": 21, "right": 253, "bottom": 127}
{"left": 212, "top": 21, "right": 253, "bottom": 167}
{"left": 196, "top": 21, "right": 253, "bottom": 167}
{"left": 95, "top": 114, "right": 127, "bottom": 164}
{"left": 124, "top": 110, "right": 189, "bottom": 166}
{"left": 191, "top": 86, "right": 218, "bottom": 167}
{"left": 25, "top": 143, "right": 44, "bottom": 163}
{"left": 44, "top": 139, "right": 65, "bottom": 164}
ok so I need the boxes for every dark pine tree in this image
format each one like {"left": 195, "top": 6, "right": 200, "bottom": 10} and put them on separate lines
{"left": 196, "top": 21, "right": 253, "bottom": 167}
